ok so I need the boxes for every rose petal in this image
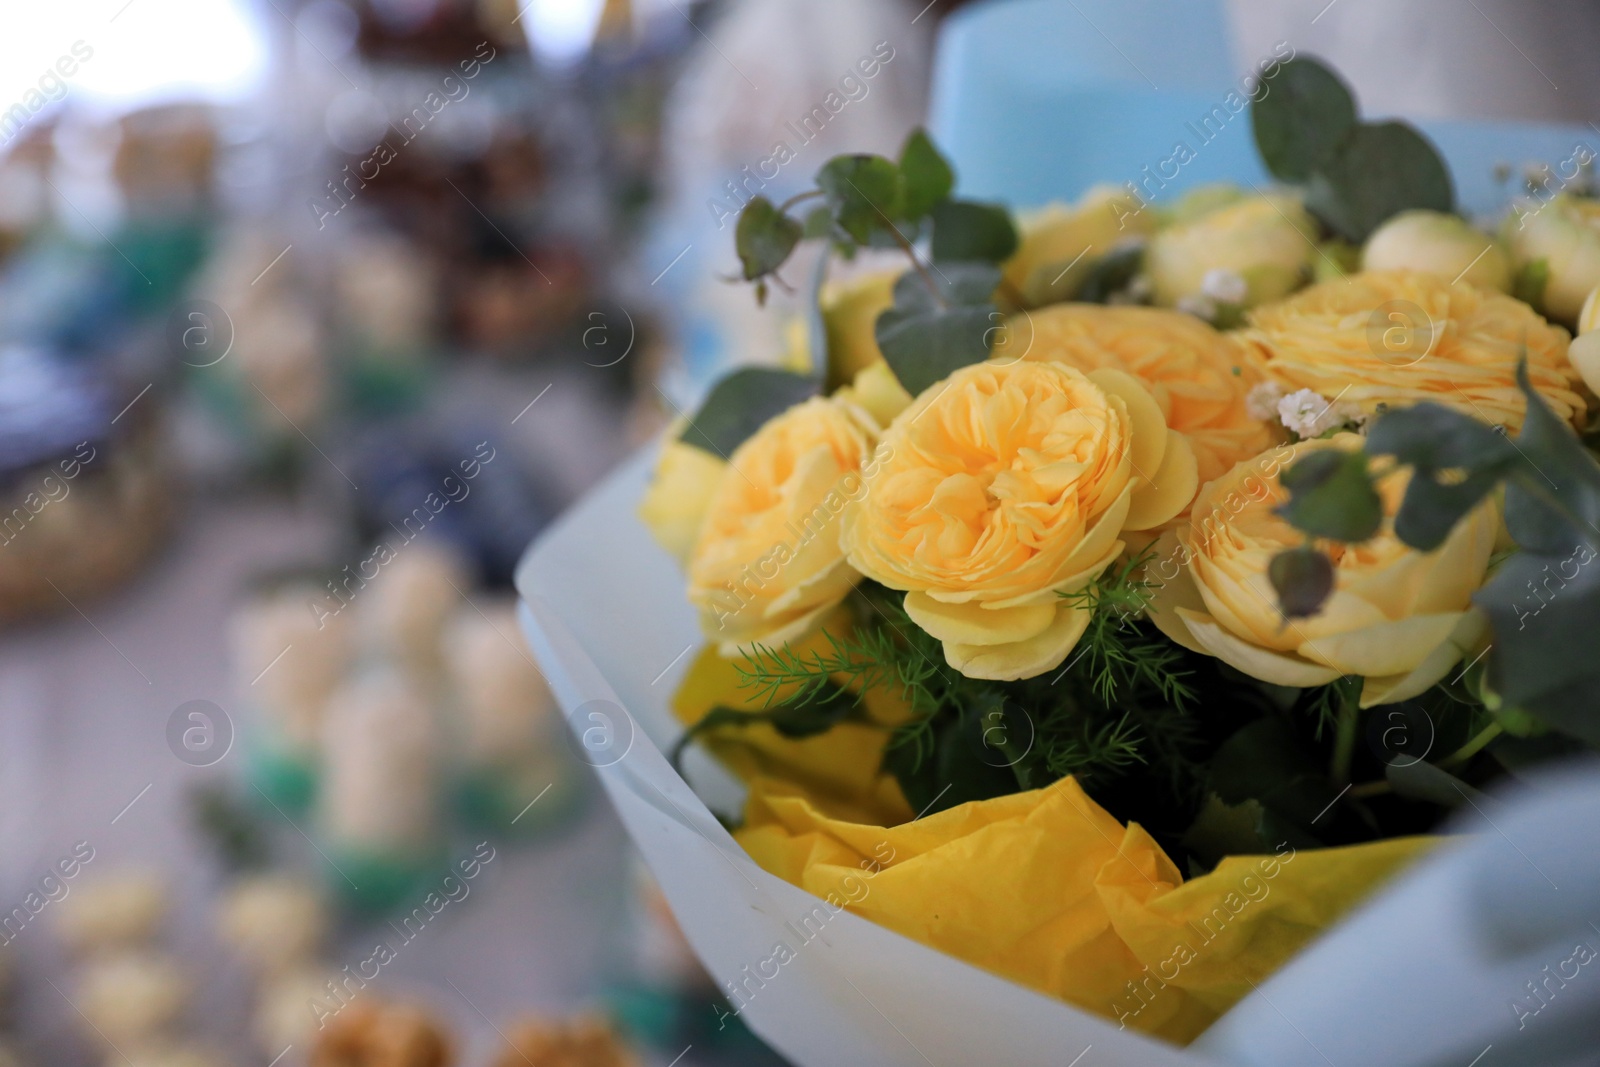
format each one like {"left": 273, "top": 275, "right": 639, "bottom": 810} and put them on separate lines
{"left": 1176, "top": 607, "right": 1342, "bottom": 687}
{"left": 1358, "top": 611, "right": 1487, "bottom": 707}
{"left": 944, "top": 603, "right": 1094, "bottom": 681}
{"left": 1124, "top": 430, "right": 1199, "bottom": 532}
{"left": 903, "top": 592, "right": 1057, "bottom": 647}
{"left": 1086, "top": 367, "right": 1168, "bottom": 477}
{"left": 1294, "top": 612, "right": 1465, "bottom": 677}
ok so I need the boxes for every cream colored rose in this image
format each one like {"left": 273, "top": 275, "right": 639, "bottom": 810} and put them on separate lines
{"left": 1147, "top": 194, "right": 1315, "bottom": 309}
{"left": 638, "top": 434, "right": 727, "bottom": 564}
{"left": 1569, "top": 282, "right": 1600, "bottom": 394}
{"left": 1002, "top": 185, "right": 1154, "bottom": 307}
{"left": 1148, "top": 435, "right": 1496, "bottom": 706}
{"left": 995, "top": 304, "right": 1276, "bottom": 490}
{"left": 687, "top": 396, "right": 880, "bottom": 653}
{"left": 1503, "top": 193, "right": 1600, "bottom": 322}
{"left": 1362, "top": 210, "right": 1511, "bottom": 293}
{"left": 841, "top": 360, "right": 1197, "bottom": 681}
{"left": 1246, "top": 269, "right": 1584, "bottom": 430}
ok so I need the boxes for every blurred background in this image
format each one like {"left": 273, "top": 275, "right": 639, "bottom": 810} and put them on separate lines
{"left": 0, "top": 0, "right": 1587, "bottom": 1063}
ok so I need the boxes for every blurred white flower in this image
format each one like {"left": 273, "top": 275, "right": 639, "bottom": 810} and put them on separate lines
{"left": 1245, "top": 381, "right": 1286, "bottom": 422}
{"left": 1200, "top": 268, "right": 1249, "bottom": 305}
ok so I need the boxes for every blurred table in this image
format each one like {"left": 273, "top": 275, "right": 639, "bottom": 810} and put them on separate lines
{"left": 0, "top": 492, "right": 650, "bottom": 1064}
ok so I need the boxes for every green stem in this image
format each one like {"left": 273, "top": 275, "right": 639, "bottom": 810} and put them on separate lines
{"left": 1349, "top": 780, "right": 1392, "bottom": 799}
{"left": 1330, "top": 679, "right": 1362, "bottom": 787}
{"left": 777, "top": 189, "right": 824, "bottom": 215}
{"left": 1440, "top": 722, "right": 1504, "bottom": 770}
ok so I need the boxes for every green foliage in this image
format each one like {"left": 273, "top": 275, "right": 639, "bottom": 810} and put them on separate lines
{"left": 1252, "top": 57, "right": 1357, "bottom": 182}
{"left": 874, "top": 264, "right": 1002, "bottom": 395}
{"left": 724, "top": 128, "right": 1013, "bottom": 399}
{"left": 735, "top": 196, "right": 803, "bottom": 284}
{"left": 679, "top": 367, "right": 820, "bottom": 456}
{"left": 1272, "top": 360, "right": 1600, "bottom": 753}
{"left": 1269, "top": 545, "right": 1335, "bottom": 619}
{"left": 1276, "top": 448, "right": 1384, "bottom": 542}
{"left": 929, "top": 200, "right": 1018, "bottom": 264}
{"left": 1251, "top": 55, "right": 1454, "bottom": 241}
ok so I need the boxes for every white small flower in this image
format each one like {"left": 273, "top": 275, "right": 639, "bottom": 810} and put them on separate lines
{"left": 1126, "top": 274, "right": 1154, "bottom": 301}
{"left": 1200, "top": 268, "right": 1249, "bottom": 305}
{"left": 1245, "top": 381, "right": 1285, "bottom": 422}
{"left": 1175, "top": 294, "right": 1217, "bottom": 322}
{"left": 1277, "top": 388, "right": 1347, "bottom": 438}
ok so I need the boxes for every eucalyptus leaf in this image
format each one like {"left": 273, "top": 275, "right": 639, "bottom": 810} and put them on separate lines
{"left": 679, "top": 367, "right": 820, "bottom": 456}
{"left": 735, "top": 196, "right": 803, "bottom": 281}
{"left": 929, "top": 199, "right": 1018, "bottom": 265}
{"left": 898, "top": 128, "right": 954, "bottom": 220}
{"left": 874, "top": 264, "right": 1001, "bottom": 395}
{"left": 1502, "top": 362, "right": 1600, "bottom": 554}
{"left": 817, "top": 155, "right": 903, "bottom": 244}
{"left": 1305, "top": 121, "right": 1454, "bottom": 242}
{"left": 1269, "top": 546, "right": 1335, "bottom": 618}
{"left": 1252, "top": 56, "right": 1357, "bottom": 182}
{"left": 1365, "top": 402, "right": 1519, "bottom": 550}
{"left": 1073, "top": 244, "right": 1147, "bottom": 305}
{"left": 1276, "top": 448, "right": 1384, "bottom": 542}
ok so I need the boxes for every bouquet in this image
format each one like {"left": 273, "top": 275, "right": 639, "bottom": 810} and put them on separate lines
{"left": 635, "top": 56, "right": 1600, "bottom": 1045}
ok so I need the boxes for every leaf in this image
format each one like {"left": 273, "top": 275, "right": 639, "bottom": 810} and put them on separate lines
{"left": 1502, "top": 362, "right": 1600, "bottom": 554}
{"left": 1072, "top": 244, "right": 1146, "bottom": 304}
{"left": 898, "top": 129, "right": 954, "bottom": 221}
{"left": 1269, "top": 546, "right": 1335, "bottom": 618}
{"left": 1251, "top": 56, "right": 1358, "bottom": 182}
{"left": 929, "top": 199, "right": 1018, "bottom": 265}
{"left": 1305, "top": 121, "right": 1454, "bottom": 242}
{"left": 1208, "top": 718, "right": 1341, "bottom": 838}
{"left": 874, "top": 264, "right": 1000, "bottom": 395}
{"left": 1365, "top": 402, "right": 1519, "bottom": 550}
{"left": 734, "top": 197, "right": 802, "bottom": 281}
{"left": 816, "top": 155, "right": 903, "bottom": 244}
{"left": 1384, "top": 759, "right": 1482, "bottom": 807}
{"left": 1276, "top": 448, "right": 1384, "bottom": 542}
{"left": 679, "top": 367, "right": 819, "bottom": 456}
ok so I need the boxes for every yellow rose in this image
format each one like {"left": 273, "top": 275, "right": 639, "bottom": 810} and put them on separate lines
{"left": 638, "top": 434, "right": 727, "bottom": 565}
{"left": 1147, "top": 435, "right": 1496, "bottom": 706}
{"left": 1146, "top": 194, "right": 1315, "bottom": 309}
{"left": 840, "top": 360, "right": 1197, "bottom": 681}
{"left": 1503, "top": 193, "right": 1600, "bottom": 323}
{"left": 1002, "top": 185, "right": 1154, "bottom": 307}
{"left": 1246, "top": 269, "right": 1584, "bottom": 430}
{"left": 995, "top": 304, "right": 1276, "bottom": 489}
{"left": 1362, "top": 210, "right": 1511, "bottom": 293}
{"left": 687, "top": 397, "right": 879, "bottom": 653}
{"left": 820, "top": 270, "right": 898, "bottom": 387}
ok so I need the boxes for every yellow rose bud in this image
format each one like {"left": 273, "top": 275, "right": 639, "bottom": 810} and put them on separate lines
{"left": 995, "top": 304, "right": 1276, "bottom": 491}
{"left": 1246, "top": 269, "right": 1584, "bottom": 430}
{"left": 1002, "top": 185, "right": 1154, "bottom": 307}
{"left": 820, "top": 271, "right": 898, "bottom": 388}
{"left": 1361, "top": 210, "right": 1511, "bottom": 292}
{"left": 637, "top": 434, "right": 728, "bottom": 565}
{"left": 1503, "top": 193, "right": 1600, "bottom": 323}
{"left": 687, "top": 397, "right": 880, "bottom": 654}
{"left": 1146, "top": 435, "right": 1496, "bottom": 707}
{"left": 841, "top": 361, "right": 1197, "bottom": 681}
{"left": 833, "top": 360, "right": 913, "bottom": 429}
{"left": 1146, "top": 194, "right": 1315, "bottom": 309}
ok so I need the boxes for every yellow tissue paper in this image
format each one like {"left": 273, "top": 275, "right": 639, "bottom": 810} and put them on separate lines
{"left": 672, "top": 643, "right": 1432, "bottom": 1045}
